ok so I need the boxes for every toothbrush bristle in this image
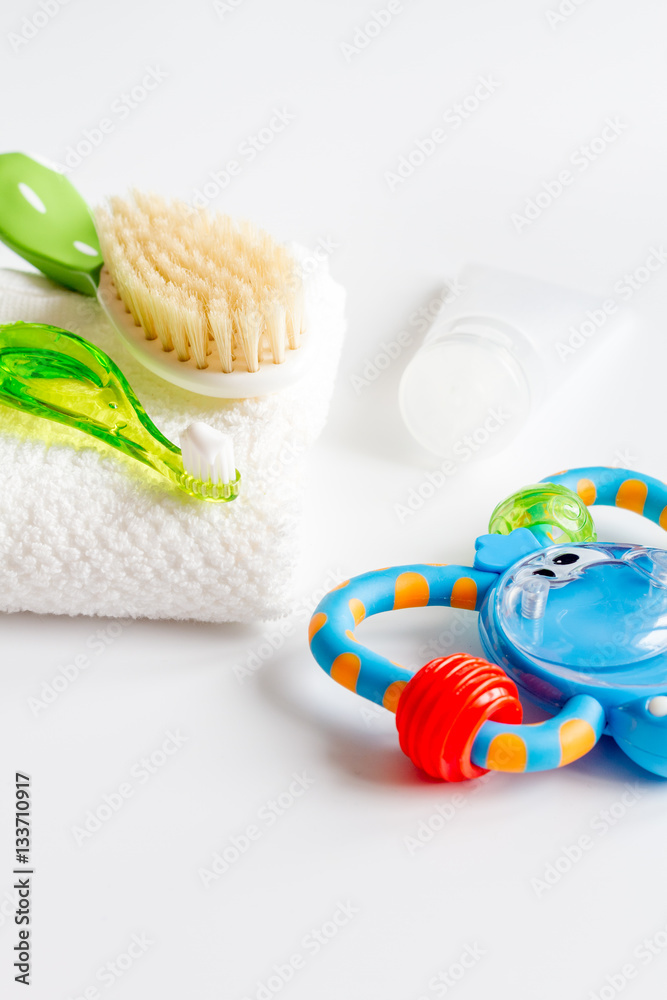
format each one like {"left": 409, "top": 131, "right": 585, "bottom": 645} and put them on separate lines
{"left": 180, "top": 422, "right": 236, "bottom": 493}
{"left": 95, "top": 195, "right": 305, "bottom": 375}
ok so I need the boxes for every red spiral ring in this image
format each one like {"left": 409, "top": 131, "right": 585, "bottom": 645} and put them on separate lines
{"left": 395, "top": 653, "right": 523, "bottom": 781}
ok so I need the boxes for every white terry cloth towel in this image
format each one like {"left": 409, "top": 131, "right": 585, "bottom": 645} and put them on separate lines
{"left": 0, "top": 255, "right": 345, "bottom": 623}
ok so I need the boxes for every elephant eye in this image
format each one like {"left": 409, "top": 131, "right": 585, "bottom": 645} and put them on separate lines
{"left": 533, "top": 569, "right": 556, "bottom": 578}
{"left": 553, "top": 553, "right": 579, "bottom": 565}
{"left": 647, "top": 696, "right": 667, "bottom": 717}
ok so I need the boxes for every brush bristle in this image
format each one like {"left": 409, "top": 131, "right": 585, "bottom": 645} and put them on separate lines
{"left": 95, "top": 194, "right": 305, "bottom": 375}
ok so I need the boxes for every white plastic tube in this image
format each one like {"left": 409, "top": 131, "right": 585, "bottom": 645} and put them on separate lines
{"left": 399, "top": 264, "right": 635, "bottom": 458}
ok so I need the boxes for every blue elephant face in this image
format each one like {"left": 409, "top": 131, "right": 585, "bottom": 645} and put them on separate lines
{"left": 495, "top": 543, "right": 667, "bottom": 683}
{"left": 484, "top": 541, "right": 667, "bottom": 774}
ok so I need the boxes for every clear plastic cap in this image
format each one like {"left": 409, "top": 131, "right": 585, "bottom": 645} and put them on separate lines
{"left": 399, "top": 332, "right": 531, "bottom": 459}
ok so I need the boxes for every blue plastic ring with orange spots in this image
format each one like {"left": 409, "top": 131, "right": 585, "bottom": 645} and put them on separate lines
{"left": 309, "top": 467, "right": 667, "bottom": 781}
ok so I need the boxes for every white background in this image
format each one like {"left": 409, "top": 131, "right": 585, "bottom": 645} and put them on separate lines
{"left": 2, "top": 1, "right": 667, "bottom": 998}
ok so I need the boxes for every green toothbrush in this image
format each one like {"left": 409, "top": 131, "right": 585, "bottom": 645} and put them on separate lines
{"left": 0, "top": 321, "right": 240, "bottom": 502}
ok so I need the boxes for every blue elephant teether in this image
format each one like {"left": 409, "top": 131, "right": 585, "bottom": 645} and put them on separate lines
{"left": 309, "top": 467, "right": 667, "bottom": 781}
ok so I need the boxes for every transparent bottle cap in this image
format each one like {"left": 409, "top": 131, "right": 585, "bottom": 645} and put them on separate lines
{"left": 399, "top": 335, "right": 531, "bottom": 459}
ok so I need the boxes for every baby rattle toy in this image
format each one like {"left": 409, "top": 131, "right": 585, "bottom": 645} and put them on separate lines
{"left": 309, "top": 467, "right": 667, "bottom": 781}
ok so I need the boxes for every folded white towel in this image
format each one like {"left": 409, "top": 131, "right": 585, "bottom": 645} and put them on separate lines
{"left": 0, "top": 255, "right": 345, "bottom": 622}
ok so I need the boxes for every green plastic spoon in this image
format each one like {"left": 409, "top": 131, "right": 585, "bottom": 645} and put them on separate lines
{"left": 0, "top": 153, "right": 103, "bottom": 296}
{"left": 0, "top": 321, "right": 240, "bottom": 501}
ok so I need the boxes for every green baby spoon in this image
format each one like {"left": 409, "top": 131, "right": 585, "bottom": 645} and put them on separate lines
{"left": 0, "top": 321, "right": 240, "bottom": 501}
{"left": 0, "top": 153, "right": 103, "bottom": 296}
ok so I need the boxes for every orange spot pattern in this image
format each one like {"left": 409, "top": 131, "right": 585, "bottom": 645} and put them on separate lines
{"left": 559, "top": 718, "right": 596, "bottom": 766}
{"left": 393, "top": 572, "right": 430, "bottom": 610}
{"left": 486, "top": 732, "right": 527, "bottom": 772}
{"left": 308, "top": 613, "right": 327, "bottom": 643}
{"left": 660, "top": 506, "right": 667, "bottom": 532}
{"left": 382, "top": 680, "right": 408, "bottom": 713}
{"left": 331, "top": 579, "right": 350, "bottom": 591}
{"left": 615, "top": 478, "right": 648, "bottom": 515}
{"left": 577, "top": 478, "right": 596, "bottom": 506}
{"left": 348, "top": 598, "right": 366, "bottom": 625}
{"left": 330, "top": 653, "right": 361, "bottom": 692}
{"left": 450, "top": 577, "right": 477, "bottom": 611}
